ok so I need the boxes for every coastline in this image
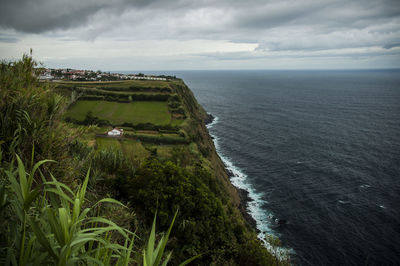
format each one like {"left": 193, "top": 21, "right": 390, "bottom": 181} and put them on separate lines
{"left": 205, "top": 112, "right": 291, "bottom": 260}
{"left": 205, "top": 114, "right": 259, "bottom": 232}
{"left": 170, "top": 79, "right": 289, "bottom": 261}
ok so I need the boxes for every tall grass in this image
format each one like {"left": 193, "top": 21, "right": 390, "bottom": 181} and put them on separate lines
{"left": 0, "top": 53, "right": 68, "bottom": 173}
{"left": 0, "top": 155, "right": 198, "bottom": 265}
{"left": 143, "top": 210, "right": 200, "bottom": 266}
{"left": 1, "top": 155, "right": 136, "bottom": 265}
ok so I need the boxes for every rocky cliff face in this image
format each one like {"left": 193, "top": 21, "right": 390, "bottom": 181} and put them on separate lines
{"left": 171, "top": 80, "right": 257, "bottom": 227}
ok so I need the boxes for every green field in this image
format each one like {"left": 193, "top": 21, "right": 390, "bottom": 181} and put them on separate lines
{"left": 96, "top": 137, "right": 149, "bottom": 161}
{"left": 171, "top": 119, "right": 185, "bottom": 127}
{"left": 67, "top": 100, "right": 171, "bottom": 125}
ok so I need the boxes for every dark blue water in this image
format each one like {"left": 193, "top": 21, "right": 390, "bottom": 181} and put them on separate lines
{"left": 136, "top": 70, "right": 400, "bottom": 265}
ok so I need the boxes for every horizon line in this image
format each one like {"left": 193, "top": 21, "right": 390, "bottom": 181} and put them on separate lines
{"left": 105, "top": 68, "right": 400, "bottom": 72}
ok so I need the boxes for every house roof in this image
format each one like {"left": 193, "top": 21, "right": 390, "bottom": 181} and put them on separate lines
{"left": 107, "top": 128, "right": 124, "bottom": 134}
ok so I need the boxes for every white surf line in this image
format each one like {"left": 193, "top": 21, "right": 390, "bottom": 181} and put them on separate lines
{"left": 206, "top": 115, "right": 291, "bottom": 259}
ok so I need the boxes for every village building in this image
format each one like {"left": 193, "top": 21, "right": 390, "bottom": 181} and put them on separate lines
{"left": 107, "top": 128, "right": 124, "bottom": 136}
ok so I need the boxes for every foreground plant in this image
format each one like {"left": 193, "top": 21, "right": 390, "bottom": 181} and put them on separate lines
{"left": 143, "top": 210, "right": 200, "bottom": 266}
{"left": 0, "top": 154, "right": 199, "bottom": 265}
{"left": 1, "top": 155, "right": 135, "bottom": 265}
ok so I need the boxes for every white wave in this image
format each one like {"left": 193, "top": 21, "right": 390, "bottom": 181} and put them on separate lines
{"left": 206, "top": 115, "right": 219, "bottom": 128}
{"left": 206, "top": 115, "right": 290, "bottom": 259}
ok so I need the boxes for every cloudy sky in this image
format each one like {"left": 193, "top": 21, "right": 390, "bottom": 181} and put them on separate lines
{"left": 0, "top": 0, "right": 400, "bottom": 70}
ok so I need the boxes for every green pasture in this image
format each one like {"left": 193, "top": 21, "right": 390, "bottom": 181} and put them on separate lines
{"left": 67, "top": 100, "right": 171, "bottom": 125}
{"left": 96, "top": 137, "right": 149, "bottom": 161}
{"left": 171, "top": 119, "right": 185, "bottom": 127}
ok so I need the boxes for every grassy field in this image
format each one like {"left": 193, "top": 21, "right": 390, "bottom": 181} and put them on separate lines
{"left": 171, "top": 119, "right": 185, "bottom": 126}
{"left": 67, "top": 100, "right": 171, "bottom": 125}
{"left": 96, "top": 137, "right": 149, "bottom": 161}
{"left": 96, "top": 137, "right": 184, "bottom": 162}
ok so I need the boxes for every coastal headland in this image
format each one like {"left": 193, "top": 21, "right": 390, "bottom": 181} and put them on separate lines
{"left": 56, "top": 75, "right": 286, "bottom": 264}
{"left": 0, "top": 57, "right": 286, "bottom": 265}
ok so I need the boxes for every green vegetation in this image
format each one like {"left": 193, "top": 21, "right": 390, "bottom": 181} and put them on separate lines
{"left": 116, "top": 159, "right": 282, "bottom": 265}
{"left": 67, "top": 101, "right": 171, "bottom": 125}
{"left": 2, "top": 157, "right": 135, "bottom": 265}
{"left": 1, "top": 54, "right": 287, "bottom": 265}
{"left": 124, "top": 133, "right": 188, "bottom": 145}
{"left": 0, "top": 54, "right": 198, "bottom": 265}
{"left": 96, "top": 137, "right": 150, "bottom": 162}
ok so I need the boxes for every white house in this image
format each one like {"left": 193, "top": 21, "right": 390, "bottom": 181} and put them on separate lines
{"left": 39, "top": 73, "right": 54, "bottom": 80}
{"left": 107, "top": 128, "right": 124, "bottom": 136}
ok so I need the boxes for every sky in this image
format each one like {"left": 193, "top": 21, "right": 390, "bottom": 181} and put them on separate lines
{"left": 0, "top": 0, "right": 400, "bottom": 70}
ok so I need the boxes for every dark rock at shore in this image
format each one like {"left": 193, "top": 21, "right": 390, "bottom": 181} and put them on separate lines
{"left": 237, "top": 187, "right": 254, "bottom": 203}
{"left": 277, "top": 219, "right": 287, "bottom": 225}
{"left": 273, "top": 217, "right": 287, "bottom": 225}
{"left": 205, "top": 113, "right": 259, "bottom": 232}
{"left": 224, "top": 168, "right": 258, "bottom": 231}
{"left": 204, "top": 113, "right": 214, "bottom": 125}
{"left": 226, "top": 169, "right": 234, "bottom": 178}
{"left": 237, "top": 188, "right": 258, "bottom": 232}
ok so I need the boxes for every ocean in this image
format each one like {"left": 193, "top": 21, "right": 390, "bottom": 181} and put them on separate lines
{"left": 136, "top": 70, "right": 400, "bottom": 265}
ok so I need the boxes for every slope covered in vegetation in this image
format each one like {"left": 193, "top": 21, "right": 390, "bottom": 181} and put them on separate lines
{"left": 0, "top": 55, "right": 286, "bottom": 265}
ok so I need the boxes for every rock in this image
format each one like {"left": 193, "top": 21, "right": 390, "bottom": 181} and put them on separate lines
{"left": 226, "top": 169, "right": 234, "bottom": 178}
{"left": 237, "top": 188, "right": 253, "bottom": 203}
{"left": 277, "top": 219, "right": 287, "bottom": 225}
{"left": 237, "top": 188, "right": 258, "bottom": 231}
{"left": 204, "top": 113, "right": 215, "bottom": 125}
{"left": 273, "top": 217, "right": 287, "bottom": 225}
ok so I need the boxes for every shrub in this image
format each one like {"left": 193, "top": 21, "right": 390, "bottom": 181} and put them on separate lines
{"left": 0, "top": 156, "right": 136, "bottom": 265}
{"left": 0, "top": 53, "right": 69, "bottom": 173}
{"left": 124, "top": 133, "right": 188, "bottom": 145}
{"left": 118, "top": 159, "right": 240, "bottom": 265}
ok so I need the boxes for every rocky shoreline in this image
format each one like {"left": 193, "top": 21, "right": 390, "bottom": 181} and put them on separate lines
{"left": 228, "top": 170, "right": 259, "bottom": 231}
{"left": 204, "top": 113, "right": 214, "bottom": 125}
{"left": 205, "top": 113, "right": 259, "bottom": 232}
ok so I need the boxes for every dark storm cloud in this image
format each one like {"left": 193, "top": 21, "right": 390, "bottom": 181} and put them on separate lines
{"left": 383, "top": 43, "right": 400, "bottom": 49}
{"left": 0, "top": 0, "right": 163, "bottom": 33}
{"left": 1, "top": 0, "right": 399, "bottom": 35}
{"left": 233, "top": 0, "right": 400, "bottom": 29}
{"left": 0, "top": 0, "right": 399, "bottom": 60}
{"left": 0, "top": 33, "right": 19, "bottom": 43}
{"left": 233, "top": 1, "right": 329, "bottom": 29}
{"left": 196, "top": 46, "right": 400, "bottom": 61}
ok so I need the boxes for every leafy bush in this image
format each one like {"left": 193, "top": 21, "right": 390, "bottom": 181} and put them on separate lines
{"left": 124, "top": 133, "right": 188, "bottom": 145}
{"left": 0, "top": 53, "right": 70, "bottom": 174}
{"left": 0, "top": 156, "right": 136, "bottom": 265}
{"left": 116, "top": 159, "right": 241, "bottom": 264}
{"left": 71, "top": 87, "right": 170, "bottom": 101}
{"left": 121, "top": 123, "right": 179, "bottom": 132}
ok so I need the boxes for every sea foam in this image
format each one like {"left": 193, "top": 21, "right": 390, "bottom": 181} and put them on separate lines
{"left": 206, "top": 115, "right": 290, "bottom": 258}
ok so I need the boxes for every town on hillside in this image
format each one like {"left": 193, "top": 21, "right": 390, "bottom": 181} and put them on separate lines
{"left": 39, "top": 68, "right": 175, "bottom": 82}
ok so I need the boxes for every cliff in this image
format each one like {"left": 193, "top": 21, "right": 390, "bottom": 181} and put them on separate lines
{"left": 171, "top": 80, "right": 242, "bottom": 206}
{"left": 0, "top": 55, "right": 284, "bottom": 265}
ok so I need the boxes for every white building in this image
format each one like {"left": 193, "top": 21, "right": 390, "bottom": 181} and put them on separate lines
{"left": 39, "top": 73, "right": 54, "bottom": 80}
{"left": 107, "top": 128, "right": 124, "bottom": 136}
